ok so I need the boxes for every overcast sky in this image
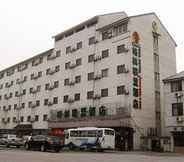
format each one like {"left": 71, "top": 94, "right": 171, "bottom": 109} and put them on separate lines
{"left": 0, "top": 0, "right": 183, "bottom": 72}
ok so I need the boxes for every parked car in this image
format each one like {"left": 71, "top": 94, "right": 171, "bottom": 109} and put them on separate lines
{"left": 25, "top": 135, "right": 63, "bottom": 152}
{"left": 0, "top": 134, "right": 24, "bottom": 148}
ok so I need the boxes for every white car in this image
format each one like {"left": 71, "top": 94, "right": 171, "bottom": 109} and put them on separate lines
{"left": 1, "top": 134, "right": 24, "bottom": 148}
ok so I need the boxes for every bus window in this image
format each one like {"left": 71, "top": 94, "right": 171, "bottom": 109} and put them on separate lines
{"left": 70, "top": 131, "right": 78, "bottom": 137}
{"left": 104, "top": 129, "right": 114, "bottom": 135}
{"left": 97, "top": 130, "right": 103, "bottom": 137}
{"left": 88, "top": 130, "right": 96, "bottom": 137}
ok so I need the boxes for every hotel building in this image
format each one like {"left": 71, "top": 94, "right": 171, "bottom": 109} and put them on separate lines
{"left": 0, "top": 12, "right": 176, "bottom": 150}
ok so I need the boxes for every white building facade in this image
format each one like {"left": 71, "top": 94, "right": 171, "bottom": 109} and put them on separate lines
{"left": 0, "top": 12, "right": 176, "bottom": 150}
{"left": 163, "top": 72, "right": 184, "bottom": 152}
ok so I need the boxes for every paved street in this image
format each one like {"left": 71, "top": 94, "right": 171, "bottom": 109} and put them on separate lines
{"left": 0, "top": 148, "right": 183, "bottom": 162}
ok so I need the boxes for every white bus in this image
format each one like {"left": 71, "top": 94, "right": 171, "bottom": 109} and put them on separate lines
{"left": 64, "top": 127, "right": 115, "bottom": 151}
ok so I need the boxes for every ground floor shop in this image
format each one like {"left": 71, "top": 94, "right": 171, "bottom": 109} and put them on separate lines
{"left": 172, "top": 131, "right": 184, "bottom": 153}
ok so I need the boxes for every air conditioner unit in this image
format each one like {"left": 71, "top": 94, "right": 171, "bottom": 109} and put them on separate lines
{"left": 71, "top": 48, "right": 76, "bottom": 53}
{"left": 48, "top": 69, "right": 55, "bottom": 75}
{"left": 69, "top": 81, "right": 75, "bottom": 86}
{"left": 94, "top": 74, "right": 102, "bottom": 80}
{"left": 124, "top": 90, "right": 129, "bottom": 95}
{"left": 108, "top": 32, "right": 113, "bottom": 38}
{"left": 93, "top": 94, "right": 101, "bottom": 100}
{"left": 123, "top": 67, "right": 129, "bottom": 73}
{"left": 48, "top": 102, "right": 53, "bottom": 106}
{"left": 94, "top": 55, "right": 102, "bottom": 62}
{"left": 68, "top": 98, "right": 74, "bottom": 103}
{"left": 94, "top": 40, "right": 99, "bottom": 44}
{"left": 176, "top": 116, "right": 183, "bottom": 123}
{"left": 49, "top": 85, "right": 55, "bottom": 90}
{"left": 175, "top": 93, "right": 183, "bottom": 98}
{"left": 69, "top": 63, "right": 76, "bottom": 69}
{"left": 48, "top": 53, "right": 57, "bottom": 60}
{"left": 15, "top": 119, "right": 21, "bottom": 123}
{"left": 31, "top": 103, "right": 37, "bottom": 108}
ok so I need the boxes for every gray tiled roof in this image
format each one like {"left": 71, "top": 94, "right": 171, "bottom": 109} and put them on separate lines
{"left": 163, "top": 71, "right": 184, "bottom": 82}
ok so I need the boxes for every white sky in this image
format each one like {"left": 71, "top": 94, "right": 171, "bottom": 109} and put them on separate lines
{"left": 0, "top": 0, "right": 183, "bottom": 72}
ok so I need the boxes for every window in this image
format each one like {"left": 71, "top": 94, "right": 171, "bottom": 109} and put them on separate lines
{"left": 45, "top": 83, "right": 49, "bottom": 90}
{"left": 172, "top": 103, "right": 183, "bottom": 116}
{"left": 66, "top": 46, "right": 71, "bottom": 54}
{"left": 81, "top": 107, "right": 87, "bottom": 117}
{"left": 88, "top": 72, "right": 94, "bottom": 81}
{"left": 56, "top": 50, "right": 61, "bottom": 57}
{"left": 117, "top": 65, "right": 125, "bottom": 74}
{"left": 38, "top": 71, "right": 42, "bottom": 77}
{"left": 28, "top": 101, "right": 32, "bottom": 108}
{"left": 27, "top": 116, "right": 31, "bottom": 122}
{"left": 65, "top": 62, "right": 70, "bottom": 69}
{"left": 89, "top": 37, "right": 95, "bottom": 45}
{"left": 101, "top": 88, "right": 108, "bottom": 97}
{"left": 117, "top": 85, "right": 125, "bottom": 95}
{"left": 102, "top": 31, "right": 112, "bottom": 40}
{"left": 54, "top": 81, "right": 59, "bottom": 88}
{"left": 35, "top": 115, "right": 39, "bottom": 121}
{"left": 155, "top": 72, "right": 160, "bottom": 81}
{"left": 8, "top": 105, "right": 11, "bottom": 110}
{"left": 76, "top": 58, "right": 82, "bottom": 66}
{"left": 99, "top": 106, "right": 106, "bottom": 116}
{"left": 36, "top": 100, "right": 40, "bottom": 107}
{"left": 114, "top": 23, "right": 127, "bottom": 36}
{"left": 75, "top": 75, "right": 81, "bottom": 83}
{"left": 43, "top": 114, "right": 48, "bottom": 121}
{"left": 22, "top": 103, "right": 25, "bottom": 108}
{"left": 44, "top": 99, "right": 49, "bottom": 105}
{"left": 53, "top": 97, "right": 58, "bottom": 104}
{"left": 46, "top": 68, "right": 50, "bottom": 75}
{"left": 14, "top": 104, "right": 17, "bottom": 109}
{"left": 133, "top": 88, "right": 138, "bottom": 97}
{"left": 153, "top": 35, "right": 159, "bottom": 52}
{"left": 77, "top": 41, "right": 82, "bottom": 49}
{"left": 89, "top": 107, "right": 96, "bottom": 116}
{"left": 74, "top": 93, "right": 80, "bottom": 101}
{"left": 15, "top": 91, "right": 18, "bottom": 97}
{"left": 64, "top": 110, "right": 70, "bottom": 118}
{"left": 13, "top": 117, "right": 16, "bottom": 122}
{"left": 88, "top": 54, "right": 95, "bottom": 62}
{"left": 57, "top": 111, "right": 63, "bottom": 119}
{"left": 64, "top": 78, "right": 69, "bottom": 86}
{"left": 55, "top": 65, "right": 60, "bottom": 72}
{"left": 20, "top": 116, "right": 24, "bottom": 122}
{"left": 101, "top": 68, "right": 108, "bottom": 78}
{"left": 102, "top": 49, "right": 109, "bottom": 58}
{"left": 23, "top": 89, "right": 26, "bottom": 95}
{"left": 87, "top": 91, "right": 94, "bottom": 99}
{"left": 7, "top": 117, "right": 10, "bottom": 123}
{"left": 72, "top": 109, "right": 78, "bottom": 118}
{"left": 133, "top": 99, "right": 139, "bottom": 109}
{"left": 171, "top": 81, "right": 182, "bottom": 92}
{"left": 117, "top": 44, "right": 127, "bottom": 54}
{"left": 30, "top": 73, "right": 34, "bottom": 80}
{"left": 63, "top": 95, "right": 69, "bottom": 103}
{"left": 29, "top": 88, "right": 33, "bottom": 93}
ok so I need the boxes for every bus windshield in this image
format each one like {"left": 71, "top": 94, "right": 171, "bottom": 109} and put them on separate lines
{"left": 104, "top": 129, "right": 114, "bottom": 136}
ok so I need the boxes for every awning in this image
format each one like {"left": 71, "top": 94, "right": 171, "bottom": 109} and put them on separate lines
{"left": 14, "top": 124, "right": 32, "bottom": 130}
